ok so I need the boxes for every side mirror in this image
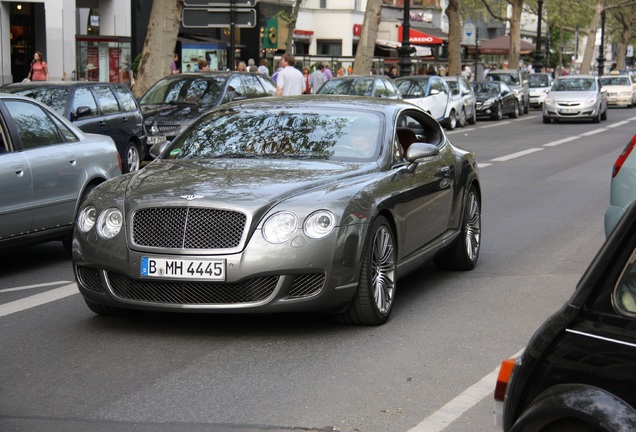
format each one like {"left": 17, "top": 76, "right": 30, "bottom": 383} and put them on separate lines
{"left": 149, "top": 140, "right": 171, "bottom": 159}
{"left": 429, "top": 88, "right": 440, "bottom": 96}
{"left": 73, "top": 106, "right": 92, "bottom": 121}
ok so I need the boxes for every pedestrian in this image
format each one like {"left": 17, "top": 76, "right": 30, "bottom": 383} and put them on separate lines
{"left": 198, "top": 59, "right": 209, "bottom": 71}
{"left": 258, "top": 59, "right": 269, "bottom": 75}
{"left": 302, "top": 66, "right": 311, "bottom": 94}
{"left": 386, "top": 66, "right": 398, "bottom": 79}
{"left": 27, "top": 51, "right": 49, "bottom": 81}
{"left": 309, "top": 63, "right": 328, "bottom": 93}
{"left": 275, "top": 53, "right": 304, "bottom": 96}
{"left": 171, "top": 53, "right": 180, "bottom": 74}
{"left": 323, "top": 62, "right": 333, "bottom": 80}
{"left": 237, "top": 61, "right": 247, "bottom": 72}
{"left": 247, "top": 58, "right": 258, "bottom": 73}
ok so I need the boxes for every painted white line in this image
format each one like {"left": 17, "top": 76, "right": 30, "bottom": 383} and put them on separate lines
{"left": 491, "top": 147, "right": 543, "bottom": 162}
{"left": 543, "top": 136, "right": 579, "bottom": 147}
{"left": 477, "top": 163, "right": 492, "bottom": 168}
{"left": 607, "top": 120, "right": 631, "bottom": 128}
{"left": 0, "top": 281, "right": 73, "bottom": 293}
{"left": 579, "top": 128, "right": 607, "bottom": 137}
{"left": 0, "top": 283, "right": 78, "bottom": 318}
{"left": 478, "top": 121, "right": 511, "bottom": 129}
{"left": 408, "top": 349, "right": 525, "bottom": 432}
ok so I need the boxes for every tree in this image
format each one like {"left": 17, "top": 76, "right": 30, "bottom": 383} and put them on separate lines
{"left": 353, "top": 0, "right": 383, "bottom": 75}
{"left": 275, "top": 0, "right": 302, "bottom": 54}
{"left": 445, "top": 0, "right": 463, "bottom": 76}
{"left": 479, "top": 0, "right": 525, "bottom": 70}
{"left": 133, "top": 0, "right": 184, "bottom": 97}
{"left": 607, "top": 0, "right": 636, "bottom": 69}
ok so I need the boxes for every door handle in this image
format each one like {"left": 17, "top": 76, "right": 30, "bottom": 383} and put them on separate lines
{"left": 13, "top": 165, "right": 25, "bottom": 177}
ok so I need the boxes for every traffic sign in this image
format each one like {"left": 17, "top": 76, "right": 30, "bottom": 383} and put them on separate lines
{"left": 182, "top": 8, "right": 257, "bottom": 28}
{"left": 462, "top": 23, "right": 476, "bottom": 45}
{"left": 183, "top": 0, "right": 257, "bottom": 6}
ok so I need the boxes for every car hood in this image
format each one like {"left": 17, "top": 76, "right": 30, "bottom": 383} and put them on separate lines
{"left": 475, "top": 94, "right": 498, "bottom": 102}
{"left": 548, "top": 91, "right": 596, "bottom": 102}
{"left": 141, "top": 102, "right": 216, "bottom": 126}
{"left": 117, "top": 158, "right": 374, "bottom": 215}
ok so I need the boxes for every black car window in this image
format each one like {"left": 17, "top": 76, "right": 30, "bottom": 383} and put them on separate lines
{"left": 318, "top": 78, "right": 373, "bottom": 96}
{"left": 71, "top": 87, "right": 98, "bottom": 117}
{"left": 113, "top": 85, "right": 137, "bottom": 112}
{"left": 5, "top": 100, "right": 63, "bottom": 149}
{"left": 241, "top": 74, "right": 266, "bottom": 97}
{"left": 396, "top": 79, "right": 427, "bottom": 98}
{"left": 488, "top": 73, "right": 518, "bottom": 86}
{"left": 256, "top": 75, "right": 277, "bottom": 95}
{"left": 93, "top": 86, "right": 120, "bottom": 114}
{"left": 473, "top": 82, "right": 500, "bottom": 96}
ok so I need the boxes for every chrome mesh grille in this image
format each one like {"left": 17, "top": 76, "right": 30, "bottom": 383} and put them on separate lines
{"left": 132, "top": 207, "right": 246, "bottom": 249}
{"left": 76, "top": 265, "right": 103, "bottom": 293}
{"left": 107, "top": 272, "right": 278, "bottom": 304}
{"left": 289, "top": 274, "right": 325, "bottom": 298}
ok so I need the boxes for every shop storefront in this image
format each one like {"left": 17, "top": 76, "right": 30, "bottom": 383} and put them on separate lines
{"left": 76, "top": 36, "right": 132, "bottom": 85}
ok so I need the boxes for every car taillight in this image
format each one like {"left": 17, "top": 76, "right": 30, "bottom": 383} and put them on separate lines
{"left": 494, "top": 358, "right": 516, "bottom": 401}
{"left": 612, "top": 134, "right": 636, "bottom": 178}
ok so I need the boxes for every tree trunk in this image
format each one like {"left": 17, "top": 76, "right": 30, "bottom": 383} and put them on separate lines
{"left": 580, "top": 0, "right": 604, "bottom": 75}
{"left": 133, "top": 0, "right": 184, "bottom": 98}
{"left": 284, "top": 0, "right": 302, "bottom": 54}
{"left": 353, "top": 0, "right": 382, "bottom": 75}
{"left": 445, "top": 0, "right": 462, "bottom": 76}
{"left": 508, "top": 0, "right": 524, "bottom": 70}
{"left": 612, "top": 6, "right": 634, "bottom": 70}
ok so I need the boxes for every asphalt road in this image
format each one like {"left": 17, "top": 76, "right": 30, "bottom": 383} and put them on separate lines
{"left": 1, "top": 106, "right": 635, "bottom": 432}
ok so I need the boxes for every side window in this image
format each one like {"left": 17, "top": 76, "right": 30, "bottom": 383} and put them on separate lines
{"left": 459, "top": 78, "right": 470, "bottom": 94}
{"left": 93, "top": 86, "right": 120, "bottom": 114}
{"left": 615, "top": 248, "right": 636, "bottom": 316}
{"left": 241, "top": 74, "right": 266, "bottom": 98}
{"left": 385, "top": 80, "right": 399, "bottom": 98}
{"left": 374, "top": 79, "right": 388, "bottom": 98}
{"left": 71, "top": 87, "right": 98, "bottom": 117}
{"left": 225, "top": 76, "right": 246, "bottom": 103}
{"left": 50, "top": 115, "right": 79, "bottom": 142}
{"left": 4, "top": 100, "right": 63, "bottom": 149}
{"left": 256, "top": 76, "right": 276, "bottom": 95}
{"left": 113, "top": 86, "right": 137, "bottom": 112}
{"left": 184, "top": 79, "right": 209, "bottom": 102}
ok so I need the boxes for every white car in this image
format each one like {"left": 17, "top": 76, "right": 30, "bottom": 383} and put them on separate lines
{"left": 527, "top": 73, "right": 553, "bottom": 109}
{"left": 395, "top": 76, "right": 451, "bottom": 125}
{"left": 600, "top": 75, "right": 636, "bottom": 108}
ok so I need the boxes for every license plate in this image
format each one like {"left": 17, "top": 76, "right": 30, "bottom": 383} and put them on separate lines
{"left": 560, "top": 108, "right": 577, "bottom": 114}
{"left": 141, "top": 256, "right": 226, "bottom": 280}
{"left": 148, "top": 135, "right": 166, "bottom": 145}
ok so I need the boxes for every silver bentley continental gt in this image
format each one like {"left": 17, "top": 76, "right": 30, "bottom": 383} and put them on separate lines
{"left": 72, "top": 96, "right": 481, "bottom": 325}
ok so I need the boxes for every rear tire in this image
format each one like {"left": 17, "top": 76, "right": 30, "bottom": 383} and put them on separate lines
{"left": 336, "top": 216, "right": 396, "bottom": 326}
{"left": 434, "top": 185, "right": 481, "bottom": 270}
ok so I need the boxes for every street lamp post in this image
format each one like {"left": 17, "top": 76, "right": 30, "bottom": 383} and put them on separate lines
{"left": 397, "top": 0, "right": 414, "bottom": 77}
{"left": 533, "top": 0, "right": 544, "bottom": 72}
{"left": 597, "top": 10, "right": 606, "bottom": 76}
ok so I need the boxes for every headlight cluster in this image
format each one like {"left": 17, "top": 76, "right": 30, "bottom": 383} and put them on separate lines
{"left": 483, "top": 98, "right": 496, "bottom": 107}
{"left": 77, "top": 206, "right": 123, "bottom": 239}
{"left": 263, "top": 210, "right": 336, "bottom": 244}
{"left": 584, "top": 95, "right": 598, "bottom": 106}
{"left": 544, "top": 96, "right": 554, "bottom": 106}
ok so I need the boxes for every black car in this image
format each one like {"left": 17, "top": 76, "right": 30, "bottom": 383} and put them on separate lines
{"left": 1, "top": 81, "right": 146, "bottom": 173}
{"left": 140, "top": 72, "right": 276, "bottom": 153}
{"left": 316, "top": 75, "right": 402, "bottom": 99}
{"left": 472, "top": 81, "right": 519, "bottom": 120}
{"left": 495, "top": 201, "right": 636, "bottom": 431}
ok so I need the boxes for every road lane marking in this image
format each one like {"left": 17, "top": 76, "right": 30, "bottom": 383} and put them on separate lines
{"left": 0, "top": 283, "right": 77, "bottom": 318}
{"left": 408, "top": 349, "right": 524, "bottom": 432}
{"left": 580, "top": 128, "right": 607, "bottom": 136}
{"left": 543, "top": 136, "right": 579, "bottom": 147}
{"left": 491, "top": 147, "right": 543, "bottom": 162}
{"left": 607, "top": 120, "right": 631, "bottom": 128}
{"left": 0, "top": 281, "right": 73, "bottom": 293}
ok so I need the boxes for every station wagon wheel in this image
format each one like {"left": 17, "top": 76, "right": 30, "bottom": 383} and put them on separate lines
{"left": 434, "top": 185, "right": 481, "bottom": 270}
{"left": 336, "top": 215, "right": 396, "bottom": 326}
{"left": 123, "top": 141, "right": 141, "bottom": 173}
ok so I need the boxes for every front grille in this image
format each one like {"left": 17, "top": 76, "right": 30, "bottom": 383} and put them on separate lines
{"left": 158, "top": 125, "right": 179, "bottom": 133}
{"left": 133, "top": 207, "right": 247, "bottom": 250}
{"left": 107, "top": 272, "right": 278, "bottom": 304}
{"left": 289, "top": 274, "right": 325, "bottom": 298}
{"left": 76, "top": 265, "right": 103, "bottom": 293}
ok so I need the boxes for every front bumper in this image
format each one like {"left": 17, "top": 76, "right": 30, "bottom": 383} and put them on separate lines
{"left": 543, "top": 102, "right": 600, "bottom": 120}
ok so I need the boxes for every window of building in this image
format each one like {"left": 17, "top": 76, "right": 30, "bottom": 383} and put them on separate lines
{"left": 317, "top": 40, "right": 342, "bottom": 57}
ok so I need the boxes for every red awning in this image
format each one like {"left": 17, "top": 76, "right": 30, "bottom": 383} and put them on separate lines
{"left": 397, "top": 26, "right": 443, "bottom": 45}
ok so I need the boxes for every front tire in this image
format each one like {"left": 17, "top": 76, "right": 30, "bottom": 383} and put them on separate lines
{"left": 492, "top": 104, "right": 503, "bottom": 121}
{"left": 458, "top": 108, "right": 467, "bottom": 127}
{"left": 434, "top": 185, "right": 481, "bottom": 270}
{"left": 336, "top": 216, "right": 396, "bottom": 326}
{"left": 123, "top": 142, "right": 141, "bottom": 174}
{"left": 509, "top": 101, "right": 520, "bottom": 118}
{"left": 446, "top": 110, "right": 457, "bottom": 130}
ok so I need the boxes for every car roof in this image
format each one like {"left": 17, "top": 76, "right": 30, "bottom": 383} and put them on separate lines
{"left": 220, "top": 94, "right": 415, "bottom": 112}
{"left": 488, "top": 70, "right": 521, "bottom": 74}
{"left": 2, "top": 81, "right": 127, "bottom": 89}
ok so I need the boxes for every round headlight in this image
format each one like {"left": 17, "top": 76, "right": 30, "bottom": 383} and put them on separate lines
{"left": 96, "top": 208, "right": 123, "bottom": 239}
{"left": 77, "top": 206, "right": 97, "bottom": 233}
{"left": 262, "top": 211, "right": 298, "bottom": 244}
{"left": 304, "top": 210, "right": 336, "bottom": 239}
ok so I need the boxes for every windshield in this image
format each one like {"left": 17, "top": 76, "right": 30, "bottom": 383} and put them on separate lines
{"left": 472, "top": 82, "right": 500, "bottom": 96}
{"left": 528, "top": 74, "right": 550, "bottom": 88}
{"left": 600, "top": 77, "right": 631, "bottom": 86}
{"left": 139, "top": 76, "right": 225, "bottom": 106}
{"left": 396, "top": 79, "right": 429, "bottom": 98}
{"left": 162, "top": 107, "right": 383, "bottom": 162}
{"left": 317, "top": 78, "right": 374, "bottom": 96}
{"left": 552, "top": 78, "right": 597, "bottom": 92}
{"left": 2, "top": 87, "right": 69, "bottom": 114}
{"left": 487, "top": 73, "right": 519, "bottom": 86}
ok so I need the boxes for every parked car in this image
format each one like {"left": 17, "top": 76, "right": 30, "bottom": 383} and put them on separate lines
{"left": 600, "top": 74, "right": 636, "bottom": 108}
{"left": 316, "top": 75, "right": 401, "bottom": 99}
{"left": 542, "top": 75, "right": 608, "bottom": 123}
{"left": 495, "top": 199, "right": 636, "bottom": 432}
{"left": 442, "top": 75, "right": 477, "bottom": 128}
{"left": 395, "top": 75, "right": 452, "bottom": 126}
{"left": 1, "top": 81, "right": 146, "bottom": 173}
{"left": 0, "top": 93, "right": 121, "bottom": 252}
{"left": 72, "top": 96, "right": 481, "bottom": 325}
{"left": 527, "top": 72, "right": 554, "bottom": 109}
{"left": 605, "top": 133, "right": 636, "bottom": 237}
{"left": 139, "top": 71, "right": 276, "bottom": 153}
{"left": 486, "top": 69, "right": 529, "bottom": 114}
{"left": 472, "top": 81, "right": 520, "bottom": 120}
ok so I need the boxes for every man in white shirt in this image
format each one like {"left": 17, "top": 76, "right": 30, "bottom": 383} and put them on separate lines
{"left": 275, "top": 54, "right": 305, "bottom": 96}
